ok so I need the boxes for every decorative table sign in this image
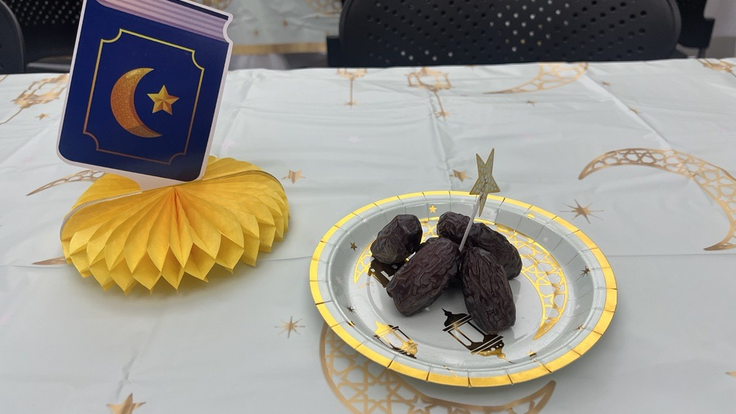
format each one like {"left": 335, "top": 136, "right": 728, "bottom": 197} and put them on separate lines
{"left": 54, "top": 0, "right": 290, "bottom": 293}
{"left": 57, "top": 0, "right": 232, "bottom": 188}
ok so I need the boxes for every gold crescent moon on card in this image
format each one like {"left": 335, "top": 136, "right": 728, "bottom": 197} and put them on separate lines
{"left": 579, "top": 148, "right": 736, "bottom": 251}
{"left": 110, "top": 68, "right": 161, "bottom": 138}
{"left": 320, "top": 324, "right": 556, "bottom": 414}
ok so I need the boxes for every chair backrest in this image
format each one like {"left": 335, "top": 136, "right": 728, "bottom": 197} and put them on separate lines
{"left": 339, "top": 0, "right": 682, "bottom": 67}
{"left": 0, "top": 0, "right": 24, "bottom": 74}
{"left": 5, "top": 0, "right": 81, "bottom": 63}
{"left": 675, "top": 0, "right": 714, "bottom": 49}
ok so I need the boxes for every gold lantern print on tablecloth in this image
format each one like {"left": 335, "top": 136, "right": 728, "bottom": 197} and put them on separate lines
{"left": 336, "top": 69, "right": 367, "bottom": 106}
{"left": 374, "top": 321, "right": 418, "bottom": 358}
{"left": 407, "top": 67, "right": 452, "bottom": 119}
{"left": 442, "top": 309, "right": 506, "bottom": 359}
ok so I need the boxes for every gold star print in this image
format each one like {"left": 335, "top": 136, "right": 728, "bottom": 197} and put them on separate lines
{"left": 564, "top": 200, "right": 603, "bottom": 223}
{"left": 526, "top": 100, "right": 536, "bottom": 106}
{"left": 346, "top": 306, "right": 355, "bottom": 313}
{"left": 450, "top": 170, "right": 468, "bottom": 182}
{"left": 429, "top": 205, "right": 437, "bottom": 213}
{"left": 581, "top": 267, "right": 591, "bottom": 276}
{"left": 147, "top": 85, "right": 179, "bottom": 115}
{"left": 350, "top": 242, "right": 357, "bottom": 250}
{"left": 469, "top": 149, "right": 501, "bottom": 216}
{"left": 37, "top": 113, "right": 49, "bottom": 120}
{"left": 107, "top": 394, "right": 145, "bottom": 414}
{"left": 283, "top": 170, "right": 305, "bottom": 183}
{"left": 276, "top": 316, "right": 304, "bottom": 338}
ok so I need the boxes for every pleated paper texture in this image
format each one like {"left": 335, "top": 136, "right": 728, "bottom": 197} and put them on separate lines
{"left": 61, "top": 157, "right": 289, "bottom": 293}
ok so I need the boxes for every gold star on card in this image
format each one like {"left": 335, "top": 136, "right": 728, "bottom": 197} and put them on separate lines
{"left": 469, "top": 149, "right": 500, "bottom": 216}
{"left": 429, "top": 205, "right": 437, "bottom": 213}
{"left": 346, "top": 305, "right": 355, "bottom": 313}
{"left": 283, "top": 170, "right": 305, "bottom": 183}
{"left": 581, "top": 267, "right": 591, "bottom": 276}
{"left": 107, "top": 394, "right": 145, "bottom": 414}
{"left": 148, "top": 85, "right": 179, "bottom": 115}
{"left": 564, "top": 200, "right": 603, "bottom": 223}
{"left": 350, "top": 242, "right": 357, "bottom": 250}
{"left": 450, "top": 170, "right": 468, "bottom": 182}
{"left": 276, "top": 316, "right": 304, "bottom": 338}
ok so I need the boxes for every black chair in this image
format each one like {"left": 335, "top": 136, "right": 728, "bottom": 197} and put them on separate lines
{"left": 331, "top": 0, "right": 682, "bottom": 67}
{"left": 675, "top": 0, "right": 714, "bottom": 57}
{"left": 5, "top": 0, "right": 82, "bottom": 73}
{"left": 0, "top": 0, "right": 24, "bottom": 74}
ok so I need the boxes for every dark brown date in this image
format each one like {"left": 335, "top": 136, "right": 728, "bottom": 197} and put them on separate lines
{"left": 386, "top": 238, "right": 460, "bottom": 316}
{"left": 437, "top": 212, "right": 470, "bottom": 244}
{"left": 468, "top": 223, "right": 522, "bottom": 280}
{"left": 460, "top": 247, "right": 516, "bottom": 333}
{"left": 370, "top": 214, "right": 422, "bottom": 264}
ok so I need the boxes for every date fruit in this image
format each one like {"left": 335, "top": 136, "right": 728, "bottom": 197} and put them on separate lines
{"left": 437, "top": 212, "right": 470, "bottom": 244}
{"left": 386, "top": 238, "right": 460, "bottom": 316}
{"left": 438, "top": 211, "right": 522, "bottom": 279}
{"left": 370, "top": 214, "right": 423, "bottom": 264}
{"left": 460, "top": 247, "right": 516, "bottom": 333}
{"left": 468, "top": 223, "right": 522, "bottom": 280}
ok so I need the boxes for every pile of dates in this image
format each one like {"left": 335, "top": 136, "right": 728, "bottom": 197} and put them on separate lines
{"left": 370, "top": 212, "right": 521, "bottom": 334}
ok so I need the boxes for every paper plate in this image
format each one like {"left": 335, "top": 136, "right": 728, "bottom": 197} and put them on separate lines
{"left": 310, "top": 191, "right": 616, "bottom": 387}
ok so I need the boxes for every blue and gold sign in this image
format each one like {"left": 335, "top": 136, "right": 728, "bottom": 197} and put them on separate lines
{"left": 58, "top": 0, "right": 232, "bottom": 184}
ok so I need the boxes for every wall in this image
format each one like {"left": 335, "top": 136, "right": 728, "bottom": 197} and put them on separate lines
{"left": 704, "top": 0, "right": 736, "bottom": 57}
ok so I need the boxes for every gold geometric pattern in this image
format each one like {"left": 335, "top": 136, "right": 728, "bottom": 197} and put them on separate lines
{"left": 320, "top": 324, "right": 556, "bottom": 414}
{"left": 354, "top": 217, "right": 567, "bottom": 341}
{"left": 27, "top": 170, "right": 104, "bottom": 196}
{"left": 0, "top": 74, "right": 68, "bottom": 125}
{"left": 579, "top": 148, "right": 736, "bottom": 251}
{"left": 698, "top": 59, "right": 736, "bottom": 77}
{"left": 304, "top": 0, "right": 343, "bottom": 17}
{"left": 485, "top": 63, "right": 588, "bottom": 94}
{"left": 407, "top": 68, "right": 452, "bottom": 119}
{"left": 337, "top": 69, "right": 367, "bottom": 106}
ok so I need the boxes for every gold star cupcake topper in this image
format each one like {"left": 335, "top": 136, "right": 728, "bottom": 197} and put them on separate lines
{"left": 107, "top": 393, "right": 145, "bottom": 414}
{"left": 459, "top": 149, "right": 500, "bottom": 250}
{"left": 469, "top": 149, "right": 500, "bottom": 216}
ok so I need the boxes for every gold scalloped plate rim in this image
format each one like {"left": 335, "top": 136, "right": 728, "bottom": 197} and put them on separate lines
{"left": 310, "top": 191, "right": 617, "bottom": 387}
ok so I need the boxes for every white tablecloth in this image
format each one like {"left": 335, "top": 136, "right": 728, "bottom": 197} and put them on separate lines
{"left": 0, "top": 58, "right": 735, "bottom": 413}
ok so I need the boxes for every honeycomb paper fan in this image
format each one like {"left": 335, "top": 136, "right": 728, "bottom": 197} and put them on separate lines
{"left": 61, "top": 157, "right": 289, "bottom": 293}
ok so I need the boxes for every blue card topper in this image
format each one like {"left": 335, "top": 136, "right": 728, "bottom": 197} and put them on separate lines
{"left": 57, "top": 0, "right": 232, "bottom": 188}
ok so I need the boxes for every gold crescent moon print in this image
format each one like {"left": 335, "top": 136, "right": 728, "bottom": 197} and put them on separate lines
{"left": 320, "top": 325, "right": 556, "bottom": 414}
{"left": 580, "top": 148, "right": 736, "bottom": 251}
{"left": 485, "top": 63, "right": 588, "bottom": 94}
{"left": 110, "top": 68, "right": 162, "bottom": 138}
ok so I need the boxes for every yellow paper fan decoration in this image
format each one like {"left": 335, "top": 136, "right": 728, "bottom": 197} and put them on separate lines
{"left": 61, "top": 156, "right": 289, "bottom": 293}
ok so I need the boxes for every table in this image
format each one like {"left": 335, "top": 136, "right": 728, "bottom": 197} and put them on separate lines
{"left": 195, "top": 0, "right": 340, "bottom": 55}
{"left": 1, "top": 58, "right": 735, "bottom": 413}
